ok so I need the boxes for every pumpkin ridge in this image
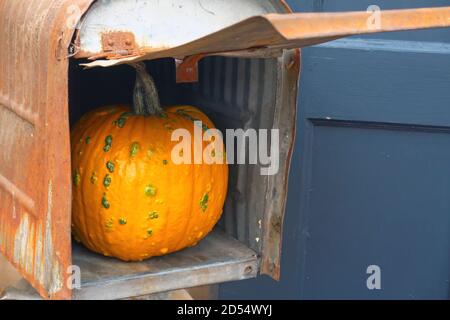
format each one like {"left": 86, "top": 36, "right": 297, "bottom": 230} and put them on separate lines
{"left": 77, "top": 111, "right": 114, "bottom": 251}
{"left": 170, "top": 115, "right": 196, "bottom": 251}
{"left": 75, "top": 113, "right": 96, "bottom": 248}
{"left": 92, "top": 111, "right": 123, "bottom": 253}
{"left": 116, "top": 114, "right": 141, "bottom": 255}
{"left": 199, "top": 116, "right": 220, "bottom": 242}
{"left": 200, "top": 157, "right": 214, "bottom": 235}
{"left": 72, "top": 111, "right": 90, "bottom": 248}
{"left": 149, "top": 116, "right": 170, "bottom": 255}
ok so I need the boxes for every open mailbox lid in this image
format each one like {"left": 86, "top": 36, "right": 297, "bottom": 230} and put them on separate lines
{"left": 77, "top": 3, "right": 450, "bottom": 68}
{"left": 0, "top": 0, "right": 449, "bottom": 299}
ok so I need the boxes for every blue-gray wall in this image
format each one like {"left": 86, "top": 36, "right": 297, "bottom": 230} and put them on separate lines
{"left": 220, "top": 0, "right": 450, "bottom": 299}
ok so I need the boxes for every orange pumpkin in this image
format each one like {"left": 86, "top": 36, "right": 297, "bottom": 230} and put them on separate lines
{"left": 71, "top": 63, "right": 228, "bottom": 261}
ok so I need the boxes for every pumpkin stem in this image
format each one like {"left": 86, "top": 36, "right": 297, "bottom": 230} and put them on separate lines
{"left": 130, "top": 62, "right": 163, "bottom": 116}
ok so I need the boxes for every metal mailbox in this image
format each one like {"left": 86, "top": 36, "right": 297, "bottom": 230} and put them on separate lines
{"left": 0, "top": 0, "right": 449, "bottom": 299}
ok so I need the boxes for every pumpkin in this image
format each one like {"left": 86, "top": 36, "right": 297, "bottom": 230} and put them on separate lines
{"left": 71, "top": 62, "right": 228, "bottom": 261}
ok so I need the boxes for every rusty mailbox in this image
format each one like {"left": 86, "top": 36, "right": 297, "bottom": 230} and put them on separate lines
{"left": 0, "top": 0, "right": 449, "bottom": 300}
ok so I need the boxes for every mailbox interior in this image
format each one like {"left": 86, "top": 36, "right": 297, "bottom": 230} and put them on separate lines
{"left": 68, "top": 50, "right": 298, "bottom": 299}
{"left": 65, "top": 0, "right": 298, "bottom": 299}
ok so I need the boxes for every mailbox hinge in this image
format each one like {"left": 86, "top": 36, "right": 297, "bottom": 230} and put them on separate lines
{"left": 99, "top": 31, "right": 139, "bottom": 60}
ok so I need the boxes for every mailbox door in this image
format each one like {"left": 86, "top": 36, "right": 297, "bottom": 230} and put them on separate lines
{"left": 0, "top": 0, "right": 94, "bottom": 300}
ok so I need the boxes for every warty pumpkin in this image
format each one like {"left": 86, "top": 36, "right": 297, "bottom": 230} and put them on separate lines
{"left": 71, "top": 62, "right": 228, "bottom": 261}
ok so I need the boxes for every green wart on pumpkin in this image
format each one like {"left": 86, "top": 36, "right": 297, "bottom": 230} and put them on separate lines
{"left": 130, "top": 142, "right": 140, "bottom": 157}
{"left": 104, "top": 135, "right": 113, "bottom": 152}
{"left": 73, "top": 170, "right": 81, "bottom": 187}
{"left": 148, "top": 211, "right": 159, "bottom": 220}
{"left": 90, "top": 172, "right": 98, "bottom": 184}
{"left": 102, "top": 194, "right": 110, "bottom": 209}
{"left": 145, "top": 185, "right": 157, "bottom": 197}
{"left": 103, "top": 174, "right": 112, "bottom": 188}
{"left": 200, "top": 193, "right": 209, "bottom": 212}
{"left": 106, "top": 161, "right": 115, "bottom": 173}
{"left": 113, "top": 112, "right": 134, "bottom": 128}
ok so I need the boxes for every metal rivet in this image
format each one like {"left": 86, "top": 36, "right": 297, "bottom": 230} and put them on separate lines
{"left": 244, "top": 266, "right": 253, "bottom": 274}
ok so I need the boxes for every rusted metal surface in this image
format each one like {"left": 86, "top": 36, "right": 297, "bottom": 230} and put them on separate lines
{"left": 83, "top": 6, "right": 450, "bottom": 68}
{"left": 175, "top": 54, "right": 206, "bottom": 83}
{"left": 260, "top": 49, "right": 300, "bottom": 279}
{"left": 0, "top": 253, "right": 23, "bottom": 291}
{"left": 277, "top": 0, "right": 294, "bottom": 14}
{"left": 0, "top": 0, "right": 95, "bottom": 300}
{"left": 174, "top": 48, "right": 285, "bottom": 83}
{"left": 100, "top": 31, "right": 138, "bottom": 59}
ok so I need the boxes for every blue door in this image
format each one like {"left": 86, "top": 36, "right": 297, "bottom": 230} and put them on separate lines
{"left": 220, "top": 0, "right": 450, "bottom": 299}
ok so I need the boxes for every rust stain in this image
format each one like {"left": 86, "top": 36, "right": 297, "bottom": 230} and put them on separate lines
{"left": 270, "top": 7, "right": 450, "bottom": 40}
{"left": 34, "top": 223, "right": 44, "bottom": 286}
{"left": 0, "top": 174, "right": 36, "bottom": 216}
{"left": 42, "top": 181, "right": 63, "bottom": 296}
{"left": 286, "top": 48, "right": 301, "bottom": 71}
{"left": 175, "top": 54, "right": 206, "bottom": 83}
{"left": 277, "top": 0, "right": 294, "bottom": 14}
{"left": 86, "top": 51, "right": 141, "bottom": 61}
{"left": 98, "top": 31, "right": 139, "bottom": 59}
{"left": 78, "top": 45, "right": 171, "bottom": 61}
{"left": 0, "top": 0, "right": 96, "bottom": 300}
{"left": 260, "top": 47, "right": 300, "bottom": 281}
{"left": 8, "top": 182, "right": 64, "bottom": 298}
{"left": 0, "top": 93, "right": 38, "bottom": 125}
{"left": 102, "top": 31, "right": 136, "bottom": 51}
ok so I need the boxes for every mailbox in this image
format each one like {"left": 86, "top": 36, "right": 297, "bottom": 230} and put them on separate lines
{"left": 0, "top": 0, "right": 449, "bottom": 299}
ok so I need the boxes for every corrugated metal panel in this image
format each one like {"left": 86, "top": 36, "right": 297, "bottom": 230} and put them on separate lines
{"left": 179, "top": 52, "right": 299, "bottom": 279}
{"left": 0, "top": 0, "right": 95, "bottom": 300}
{"left": 190, "top": 57, "right": 279, "bottom": 254}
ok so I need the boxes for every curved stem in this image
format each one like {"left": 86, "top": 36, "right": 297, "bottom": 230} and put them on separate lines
{"left": 129, "top": 62, "right": 163, "bottom": 116}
